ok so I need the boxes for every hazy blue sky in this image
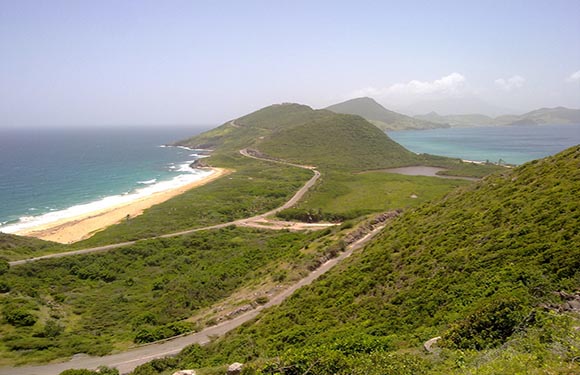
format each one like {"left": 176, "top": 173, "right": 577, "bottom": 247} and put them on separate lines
{"left": 1, "top": 0, "right": 579, "bottom": 126}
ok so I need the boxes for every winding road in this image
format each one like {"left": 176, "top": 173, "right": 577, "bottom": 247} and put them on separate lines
{"left": 0, "top": 221, "right": 386, "bottom": 375}
{"left": 9, "top": 149, "right": 324, "bottom": 267}
{"left": 0, "top": 148, "right": 389, "bottom": 375}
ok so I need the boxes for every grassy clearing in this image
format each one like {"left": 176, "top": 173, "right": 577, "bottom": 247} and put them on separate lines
{"left": 278, "top": 171, "right": 470, "bottom": 221}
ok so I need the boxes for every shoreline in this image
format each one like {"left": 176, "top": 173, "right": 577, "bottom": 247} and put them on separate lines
{"left": 12, "top": 168, "right": 231, "bottom": 244}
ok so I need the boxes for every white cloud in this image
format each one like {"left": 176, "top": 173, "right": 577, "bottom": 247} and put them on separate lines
{"left": 351, "top": 72, "right": 467, "bottom": 99}
{"left": 567, "top": 70, "right": 580, "bottom": 82}
{"left": 494, "top": 75, "right": 525, "bottom": 91}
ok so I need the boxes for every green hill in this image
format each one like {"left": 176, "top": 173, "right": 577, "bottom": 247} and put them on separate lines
{"left": 257, "top": 112, "right": 419, "bottom": 170}
{"left": 325, "top": 97, "right": 447, "bottom": 131}
{"left": 178, "top": 103, "right": 422, "bottom": 171}
{"left": 155, "top": 145, "right": 580, "bottom": 374}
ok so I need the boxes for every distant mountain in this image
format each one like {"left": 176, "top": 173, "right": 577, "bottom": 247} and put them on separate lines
{"left": 403, "top": 96, "right": 516, "bottom": 117}
{"left": 415, "top": 112, "right": 496, "bottom": 127}
{"left": 504, "top": 107, "right": 580, "bottom": 126}
{"left": 415, "top": 106, "right": 580, "bottom": 127}
{"left": 325, "top": 97, "right": 447, "bottom": 131}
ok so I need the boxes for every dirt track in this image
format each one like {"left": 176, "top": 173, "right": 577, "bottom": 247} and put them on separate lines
{"left": 0, "top": 219, "right": 385, "bottom": 375}
{"left": 9, "top": 149, "right": 325, "bottom": 267}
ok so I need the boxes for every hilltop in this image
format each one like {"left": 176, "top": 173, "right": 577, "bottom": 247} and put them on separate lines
{"left": 152, "top": 145, "right": 580, "bottom": 374}
{"left": 325, "top": 97, "right": 446, "bottom": 131}
{"left": 415, "top": 106, "right": 580, "bottom": 127}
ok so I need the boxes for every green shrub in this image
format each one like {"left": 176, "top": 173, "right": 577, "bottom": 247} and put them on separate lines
{"left": 255, "top": 296, "right": 269, "bottom": 305}
{"left": 134, "top": 321, "right": 195, "bottom": 343}
{"left": 442, "top": 297, "right": 527, "bottom": 350}
{"left": 3, "top": 306, "right": 37, "bottom": 327}
{"left": 0, "top": 257, "right": 9, "bottom": 275}
{"left": 59, "top": 367, "right": 118, "bottom": 375}
{"left": 0, "top": 280, "right": 10, "bottom": 293}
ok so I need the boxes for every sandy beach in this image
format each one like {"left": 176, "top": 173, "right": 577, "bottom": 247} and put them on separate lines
{"left": 14, "top": 168, "right": 231, "bottom": 244}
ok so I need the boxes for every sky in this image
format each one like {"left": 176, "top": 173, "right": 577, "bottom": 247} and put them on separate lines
{"left": 0, "top": 0, "right": 579, "bottom": 127}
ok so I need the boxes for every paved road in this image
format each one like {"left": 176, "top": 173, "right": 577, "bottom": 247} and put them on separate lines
{"left": 0, "top": 220, "right": 386, "bottom": 375}
{"left": 9, "top": 150, "right": 320, "bottom": 267}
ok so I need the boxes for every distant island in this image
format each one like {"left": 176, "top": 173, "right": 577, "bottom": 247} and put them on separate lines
{"left": 415, "top": 106, "right": 580, "bottom": 127}
{"left": 325, "top": 97, "right": 580, "bottom": 129}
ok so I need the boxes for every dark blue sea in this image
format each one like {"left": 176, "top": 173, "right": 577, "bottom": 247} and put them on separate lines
{"left": 0, "top": 125, "right": 212, "bottom": 233}
{"left": 388, "top": 124, "right": 580, "bottom": 165}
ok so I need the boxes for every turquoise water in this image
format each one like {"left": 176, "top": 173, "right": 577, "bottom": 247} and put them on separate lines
{"left": 0, "top": 125, "right": 212, "bottom": 232}
{"left": 388, "top": 124, "right": 580, "bottom": 165}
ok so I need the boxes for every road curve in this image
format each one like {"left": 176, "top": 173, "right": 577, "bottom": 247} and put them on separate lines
{"left": 0, "top": 220, "right": 386, "bottom": 375}
{"left": 9, "top": 150, "right": 320, "bottom": 267}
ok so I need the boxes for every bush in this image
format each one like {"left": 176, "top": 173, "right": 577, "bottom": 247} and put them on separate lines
{"left": 0, "top": 257, "right": 9, "bottom": 275}
{"left": 442, "top": 297, "right": 527, "bottom": 350}
{"left": 59, "top": 367, "right": 118, "bottom": 375}
{"left": 134, "top": 321, "right": 195, "bottom": 343}
{"left": 255, "top": 296, "right": 269, "bottom": 305}
{"left": 0, "top": 280, "right": 10, "bottom": 293}
{"left": 4, "top": 307, "right": 37, "bottom": 327}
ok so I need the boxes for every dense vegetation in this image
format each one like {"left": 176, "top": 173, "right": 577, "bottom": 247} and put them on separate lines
{"left": 136, "top": 145, "right": 580, "bottom": 374}
{"left": 0, "top": 227, "right": 332, "bottom": 365}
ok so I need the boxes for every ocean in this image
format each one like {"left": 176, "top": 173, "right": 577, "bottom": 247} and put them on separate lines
{"left": 0, "top": 125, "right": 213, "bottom": 233}
{"left": 388, "top": 124, "right": 580, "bottom": 165}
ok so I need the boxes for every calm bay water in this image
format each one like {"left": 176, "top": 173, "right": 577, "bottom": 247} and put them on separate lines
{"left": 388, "top": 124, "right": 580, "bottom": 165}
{"left": 0, "top": 125, "right": 212, "bottom": 232}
